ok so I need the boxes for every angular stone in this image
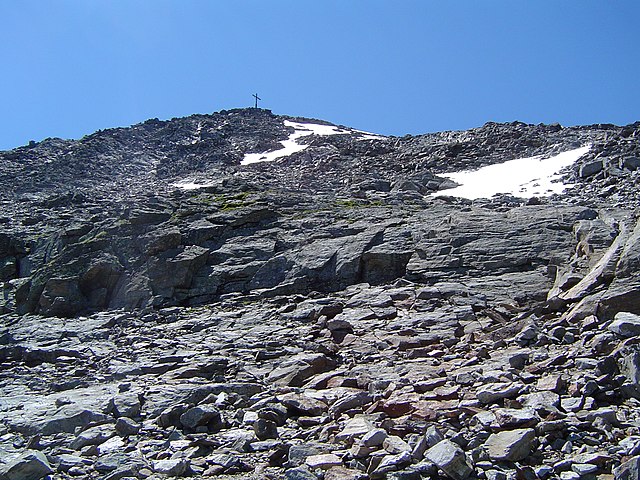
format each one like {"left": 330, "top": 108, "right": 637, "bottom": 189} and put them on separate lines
{"left": 115, "top": 417, "right": 141, "bottom": 437}
{"left": 361, "top": 428, "right": 388, "bottom": 447}
{"left": 561, "top": 396, "right": 584, "bottom": 412}
{"left": 571, "top": 463, "right": 598, "bottom": 475}
{"left": 609, "top": 312, "right": 640, "bottom": 338}
{"left": 305, "top": 453, "right": 342, "bottom": 470}
{"left": 279, "top": 393, "right": 328, "bottom": 417}
{"left": 372, "top": 451, "right": 413, "bottom": 476}
{"left": 335, "top": 417, "right": 375, "bottom": 443}
{"left": 108, "top": 392, "right": 142, "bottom": 418}
{"left": 494, "top": 408, "right": 540, "bottom": 428}
{"left": 0, "top": 450, "right": 53, "bottom": 480}
{"left": 425, "top": 440, "right": 473, "bottom": 480}
{"left": 325, "top": 466, "right": 366, "bottom": 480}
{"left": 70, "top": 423, "right": 115, "bottom": 450}
{"left": 519, "top": 391, "right": 560, "bottom": 413}
{"left": 476, "top": 382, "right": 523, "bottom": 404}
{"left": 326, "top": 317, "right": 353, "bottom": 331}
{"left": 267, "top": 353, "right": 335, "bottom": 387}
{"left": 254, "top": 418, "right": 278, "bottom": 440}
{"left": 383, "top": 435, "right": 412, "bottom": 454}
{"left": 39, "top": 407, "right": 111, "bottom": 435}
{"left": 579, "top": 160, "right": 603, "bottom": 178}
{"left": 179, "top": 404, "right": 221, "bottom": 430}
{"left": 328, "top": 391, "right": 373, "bottom": 418}
{"left": 613, "top": 455, "right": 640, "bottom": 480}
{"left": 536, "top": 375, "right": 564, "bottom": 393}
{"left": 288, "top": 444, "right": 323, "bottom": 468}
{"left": 484, "top": 428, "right": 536, "bottom": 462}
{"left": 153, "top": 458, "right": 189, "bottom": 476}
{"left": 285, "top": 466, "right": 317, "bottom": 480}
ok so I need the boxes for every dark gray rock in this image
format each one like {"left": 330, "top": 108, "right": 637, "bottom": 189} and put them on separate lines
{"left": 0, "top": 450, "right": 52, "bottom": 480}
{"left": 425, "top": 440, "right": 473, "bottom": 480}
{"left": 613, "top": 456, "right": 640, "bottom": 480}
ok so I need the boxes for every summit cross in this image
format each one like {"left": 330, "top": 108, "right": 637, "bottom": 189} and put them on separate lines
{"left": 252, "top": 93, "right": 261, "bottom": 108}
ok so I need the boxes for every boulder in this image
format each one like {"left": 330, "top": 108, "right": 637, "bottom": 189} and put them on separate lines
{"left": 609, "top": 312, "right": 640, "bottom": 337}
{"left": 613, "top": 455, "right": 640, "bottom": 480}
{"left": 0, "top": 450, "right": 53, "bottom": 480}
{"left": 484, "top": 428, "right": 536, "bottom": 462}
{"left": 579, "top": 160, "right": 603, "bottom": 177}
{"left": 153, "top": 458, "right": 189, "bottom": 476}
{"left": 179, "top": 404, "right": 222, "bottom": 430}
{"left": 425, "top": 440, "right": 473, "bottom": 480}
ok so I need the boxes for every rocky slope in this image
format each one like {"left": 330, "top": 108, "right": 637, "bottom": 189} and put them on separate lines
{"left": 1, "top": 109, "right": 640, "bottom": 479}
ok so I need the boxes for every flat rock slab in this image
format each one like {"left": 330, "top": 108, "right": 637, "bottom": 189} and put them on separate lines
{"left": 305, "top": 453, "right": 342, "bottom": 470}
{"left": 484, "top": 428, "right": 536, "bottom": 462}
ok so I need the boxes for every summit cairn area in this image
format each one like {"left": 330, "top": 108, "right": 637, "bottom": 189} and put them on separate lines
{"left": 1, "top": 108, "right": 640, "bottom": 479}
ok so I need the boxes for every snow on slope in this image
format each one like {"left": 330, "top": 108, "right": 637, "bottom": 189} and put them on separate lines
{"left": 433, "top": 145, "right": 591, "bottom": 200}
{"left": 241, "top": 121, "right": 379, "bottom": 166}
{"left": 171, "top": 181, "right": 215, "bottom": 190}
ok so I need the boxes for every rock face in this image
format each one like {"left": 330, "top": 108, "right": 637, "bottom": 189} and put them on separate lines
{"left": 0, "top": 108, "right": 639, "bottom": 478}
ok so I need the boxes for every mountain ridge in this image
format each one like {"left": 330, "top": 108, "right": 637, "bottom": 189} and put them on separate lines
{"left": 1, "top": 109, "right": 640, "bottom": 479}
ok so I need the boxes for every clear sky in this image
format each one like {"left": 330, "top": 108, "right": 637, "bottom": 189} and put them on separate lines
{"left": 1, "top": 1, "right": 638, "bottom": 150}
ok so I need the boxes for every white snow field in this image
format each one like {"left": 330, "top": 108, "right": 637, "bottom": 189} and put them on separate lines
{"left": 171, "top": 181, "right": 215, "bottom": 190}
{"left": 241, "top": 121, "right": 379, "bottom": 166}
{"left": 433, "top": 145, "right": 591, "bottom": 200}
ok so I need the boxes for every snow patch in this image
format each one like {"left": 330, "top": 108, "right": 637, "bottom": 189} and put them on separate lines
{"left": 433, "top": 145, "right": 591, "bottom": 200}
{"left": 241, "top": 121, "right": 382, "bottom": 166}
{"left": 172, "top": 181, "right": 214, "bottom": 190}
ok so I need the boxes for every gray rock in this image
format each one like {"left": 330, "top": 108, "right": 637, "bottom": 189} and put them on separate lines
{"left": 179, "top": 404, "right": 221, "bottom": 430}
{"left": 39, "top": 407, "right": 111, "bottom": 435}
{"left": 361, "top": 428, "right": 388, "bottom": 447}
{"left": 622, "top": 157, "right": 640, "bottom": 170}
{"left": 267, "top": 353, "right": 335, "bottom": 387}
{"left": 305, "top": 453, "right": 342, "bottom": 470}
{"left": 372, "top": 451, "right": 413, "bottom": 476}
{"left": 494, "top": 408, "right": 539, "bottom": 428}
{"left": 579, "top": 160, "right": 603, "bottom": 178}
{"left": 383, "top": 435, "right": 412, "bottom": 454}
{"left": 335, "top": 417, "right": 375, "bottom": 442}
{"left": 425, "top": 439, "right": 474, "bottom": 480}
{"left": 0, "top": 450, "right": 52, "bottom": 480}
{"left": 609, "top": 312, "right": 640, "bottom": 337}
{"left": 614, "top": 456, "right": 640, "bottom": 480}
{"left": 518, "top": 391, "right": 560, "bottom": 413}
{"left": 70, "top": 423, "right": 115, "bottom": 450}
{"left": 288, "top": 444, "right": 323, "bottom": 467}
{"left": 571, "top": 463, "right": 598, "bottom": 475}
{"left": 279, "top": 392, "right": 328, "bottom": 416}
{"left": 152, "top": 458, "right": 189, "bottom": 476}
{"left": 328, "top": 391, "right": 372, "bottom": 418}
{"left": 285, "top": 466, "right": 317, "bottom": 480}
{"left": 254, "top": 418, "right": 278, "bottom": 440}
{"left": 484, "top": 428, "right": 536, "bottom": 462}
{"left": 476, "top": 382, "right": 523, "bottom": 404}
{"left": 424, "top": 425, "right": 445, "bottom": 448}
{"left": 115, "top": 417, "right": 141, "bottom": 437}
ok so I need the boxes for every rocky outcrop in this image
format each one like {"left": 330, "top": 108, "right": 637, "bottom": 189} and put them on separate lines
{"left": 0, "top": 108, "right": 639, "bottom": 479}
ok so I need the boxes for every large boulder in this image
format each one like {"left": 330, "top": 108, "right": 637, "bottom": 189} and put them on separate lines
{"left": 0, "top": 450, "right": 53, "bottom": 480}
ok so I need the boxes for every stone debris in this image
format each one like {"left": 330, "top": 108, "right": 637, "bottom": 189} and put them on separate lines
{"left": 0, "top": 109, "right": 640, "bottom": 479}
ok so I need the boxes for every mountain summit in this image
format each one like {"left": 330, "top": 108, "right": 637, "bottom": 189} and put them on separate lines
{"left": 1, "top": 110, "right": 640, "bottom": 479}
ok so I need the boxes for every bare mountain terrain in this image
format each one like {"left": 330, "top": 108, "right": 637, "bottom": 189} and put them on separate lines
{"left": 1, "top": 108, "right": 640, "bottom": 479}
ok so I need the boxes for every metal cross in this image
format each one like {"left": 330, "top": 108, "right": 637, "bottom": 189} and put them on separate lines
{"left": 252, "top": 93, "right": 261, "bottom": 108}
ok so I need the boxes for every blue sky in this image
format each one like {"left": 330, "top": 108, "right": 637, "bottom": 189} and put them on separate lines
{"left": 0, "top": 1, "right": 638, "bottom": 150}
